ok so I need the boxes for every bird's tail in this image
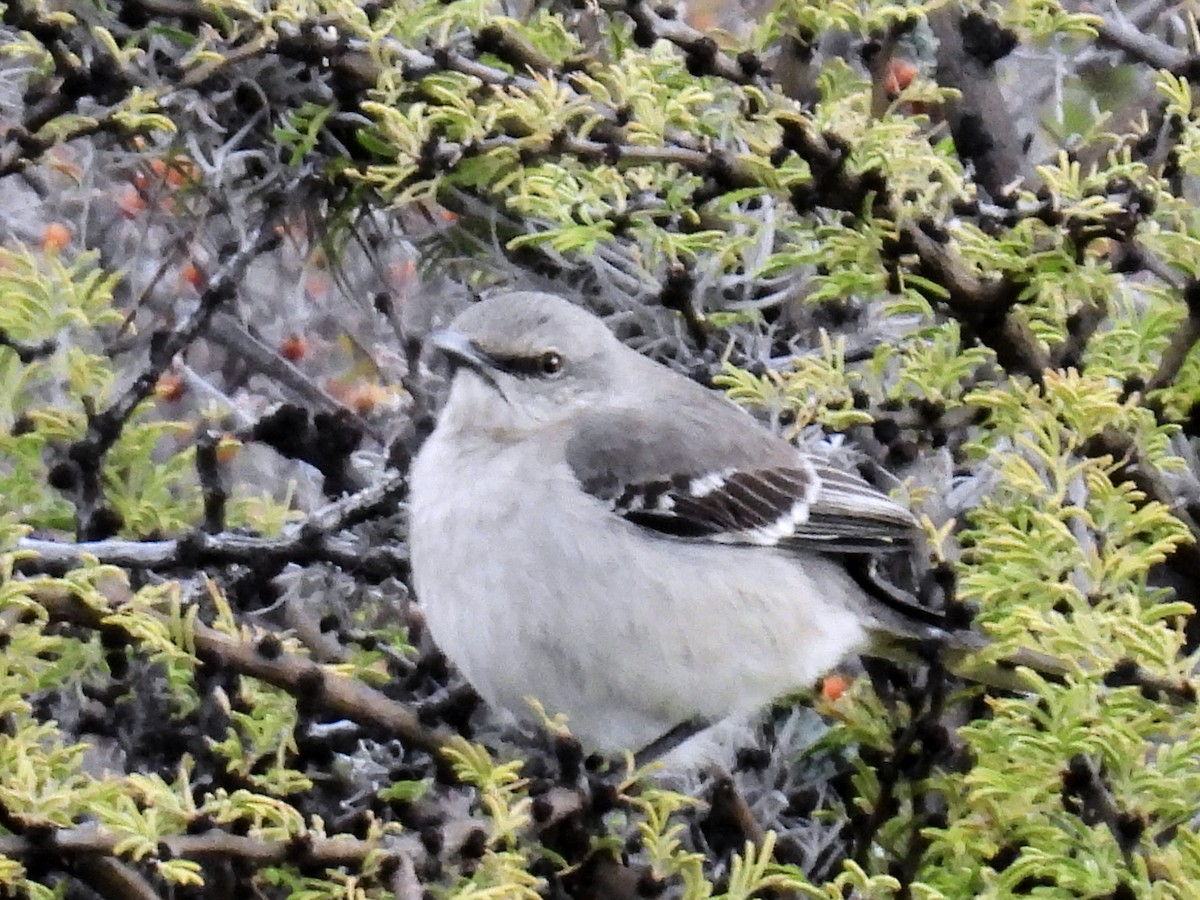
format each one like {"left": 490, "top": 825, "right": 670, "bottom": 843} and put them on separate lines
{"left": 866, "top": 626, "right": 1072, "bottom": 694}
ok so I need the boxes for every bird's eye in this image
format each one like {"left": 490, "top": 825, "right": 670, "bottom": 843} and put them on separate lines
{"left": 540, "top": 351, "right": 564, "bottom": 375}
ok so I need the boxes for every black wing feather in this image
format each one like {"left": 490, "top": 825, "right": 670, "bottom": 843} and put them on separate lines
{"left": 565, "top": 404, "right": 917, "bottom": 554}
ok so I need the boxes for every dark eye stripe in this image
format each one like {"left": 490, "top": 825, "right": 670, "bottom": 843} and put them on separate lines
{"left": 491, "top": 353, "right": 560, "bottom": 378}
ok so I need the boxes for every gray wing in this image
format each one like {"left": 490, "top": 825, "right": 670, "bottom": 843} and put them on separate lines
{"left": 565, "top": 401, "right": 918, "bottom": 554}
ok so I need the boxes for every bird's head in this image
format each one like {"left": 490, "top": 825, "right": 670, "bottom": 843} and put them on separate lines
{"left": 428, "top": 292, "right": 624, "bottom": 440}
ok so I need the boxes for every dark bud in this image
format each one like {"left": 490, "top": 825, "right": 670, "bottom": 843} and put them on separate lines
{"left": 1103, "top": 658, "right": 1139, "bottom": 688}
{"left": 736, "top": 50, "right": 762, "bottom": 77}
{"left": 589, "top": 778, "right": 619, "bottom": 815}
{"left": 784, "top": 786, "right": 820, "bottom": 818}
{"left": 1114, "top": 812, "right": 1145, "bottom": 851}
{"left": 106, "top": 649, "right": 129, "bottom": 680}
{"left": 918, "top": 219, "right": 949, "bottom": 243}
{"left": 229, "top": 816, "right": 252, "bottom": 837}
{"left": 256, "top": 634, "right": 283, "bottom": 659}
{"left": 707, "top": 150, "right": 735, "bottom": 186}
{"left": 554, "top": 734, "right": 584, "bottom": 782}
{"left": 1061, "top": 754, "right": 1093, "bottom": 799}
{"left": 951, "top": 197, "right": 980, "bottom": 217}
{"left": 1036, "top": 205, "right": 1063, "bottom": 227}
{"left": 631, "top": 18, "right": 655, "bottom": 47}
{"left": 420, "top": 826, "right": 444, "bottom": 857}
{"left": 637, "top": 871, "right": 667, "bottom": 896}
{"left": 530, "top": 795, "right": 554, "bottom": 823}
{"left": 1184, "top": 280, "right": 1200, "bottom": 318}
{"left": 685, "top": 37, "right": 719, "bottom": 76}
{"left": 100, "top": 626, "right": 129, "bottom": 650}
{"left": 186, "top": 814, "right": 216, "bottom": 835}
{"left": 913, "top": 397, "right": 944, "bottom": 423}
{"left": 234, "top": 83, "right": 264, "bottom": 117}
{"left": 960, "top": 11, "right": 1018, "bottom": 67}
{"left": 252, "top": 404, "right": 313, "bottom": 458}
{"left": 295, "top": 668, "right": 325, "bottom": 705}
{"left": 117, "top": 1, "right": 151, "bottom": 27}
{"left": 944, "top": 600, "right": 976, "bottom": 630}
{"left": 934, "top": 564, "right": 962, "bottom": 599}
{"left": 87, "top": 506, "right": 124, "bottom": 540}
{"left": 10, "top": 414, "right": 35, "bottom": 437}
{"left": 659, "top": 263, "right": 695, "bottom": 313}
{"left": 955, "top": 113, "right": 994, "bottom": 159}
{"left": 735, "top": 747, "right": 771, "bottom": 771}
{"left": 885, "top": 268, "right": 902, "bottom": 294}
{"left": 789, "top": 183, "right": 816, "bottom": 214}
{"left": 47, "top": 461, "right": 78, "bottom": 492}
{"left": 871, "top": 418, "right": 901, "bottom": 446}
{"left": 1120, "top": 375, "right": 1145, "bottom": 401}
{"left": 459, "top": 827, "right": 488, "bottom": 860}
{"left": 473, "top": 24, "right": 504, "bottom": 56}
{"left": 987, "top": 842, "right": 1021, "bottom": 872}
{"left": 887, "top": 439, "right": 919, "bottom": 466}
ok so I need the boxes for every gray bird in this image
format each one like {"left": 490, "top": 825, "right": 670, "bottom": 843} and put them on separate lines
{"left": 409, "top": 291, "right": 998, "bottom": 755}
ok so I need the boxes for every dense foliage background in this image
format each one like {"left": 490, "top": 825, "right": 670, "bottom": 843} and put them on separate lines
{"left": 2, "top": 0, "right": 1200, "bottom": 897}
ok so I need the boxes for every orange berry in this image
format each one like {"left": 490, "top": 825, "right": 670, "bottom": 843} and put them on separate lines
{"left": 215, "top": 433, "right": 240, "bottom": 464}
{"left": 884, "top": 59, "right": 917, "bottom": 96}
{"left": 164, "top": 156, "right": 197, "bottom": 188}
{"left": 180, "top": 263, "right": 204, "bottom": 290}
{"left": 155, "top": 372, "right": 185, "bottom": 402}
{"left": 388, "top": 259, "right": 417, "bottom": 285}
{"left": 117, "top": 187, "right": 147, "bottom": 220}
{"left": 42, "top": 223, "right": 71, "bottom": 253}
{"left": 342, "top": 382, "right": 388, "bottom": 415}
{"left": 280, "top": 334, "right": 308, "bottom": 362}
{"left": 821, "top": 674, "right": 851, "bottom": 702}
{"left": 305, "top": 274, "right": 331, "bottom": 301}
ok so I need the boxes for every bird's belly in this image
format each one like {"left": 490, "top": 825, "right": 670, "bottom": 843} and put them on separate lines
{"left": 410, "top": 448, "right": 868, "bottom": 753}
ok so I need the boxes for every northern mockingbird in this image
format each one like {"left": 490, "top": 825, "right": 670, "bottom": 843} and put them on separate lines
{"left": 409, "top": 291, "right": 970, "bottom": 755}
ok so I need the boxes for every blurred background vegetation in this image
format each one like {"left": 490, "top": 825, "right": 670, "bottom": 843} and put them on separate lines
{"left": 1, "top": 0, "right": 1200, "bottom": 897}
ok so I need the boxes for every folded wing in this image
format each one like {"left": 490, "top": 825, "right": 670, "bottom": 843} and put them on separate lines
{"left": 565, "top": 403, "right": 917, "bottom": 554}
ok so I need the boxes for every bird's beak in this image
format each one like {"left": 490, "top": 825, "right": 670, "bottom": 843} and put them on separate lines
{"left": 427, "top": 331, "right": 492, "bottom": 374}
{"left": 427, "top": 328, "right": 501, "bottom": 393}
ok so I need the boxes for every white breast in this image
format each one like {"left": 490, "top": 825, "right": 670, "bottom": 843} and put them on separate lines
{"left": 408, "top": 426, "right": 871, "bottom": 754}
